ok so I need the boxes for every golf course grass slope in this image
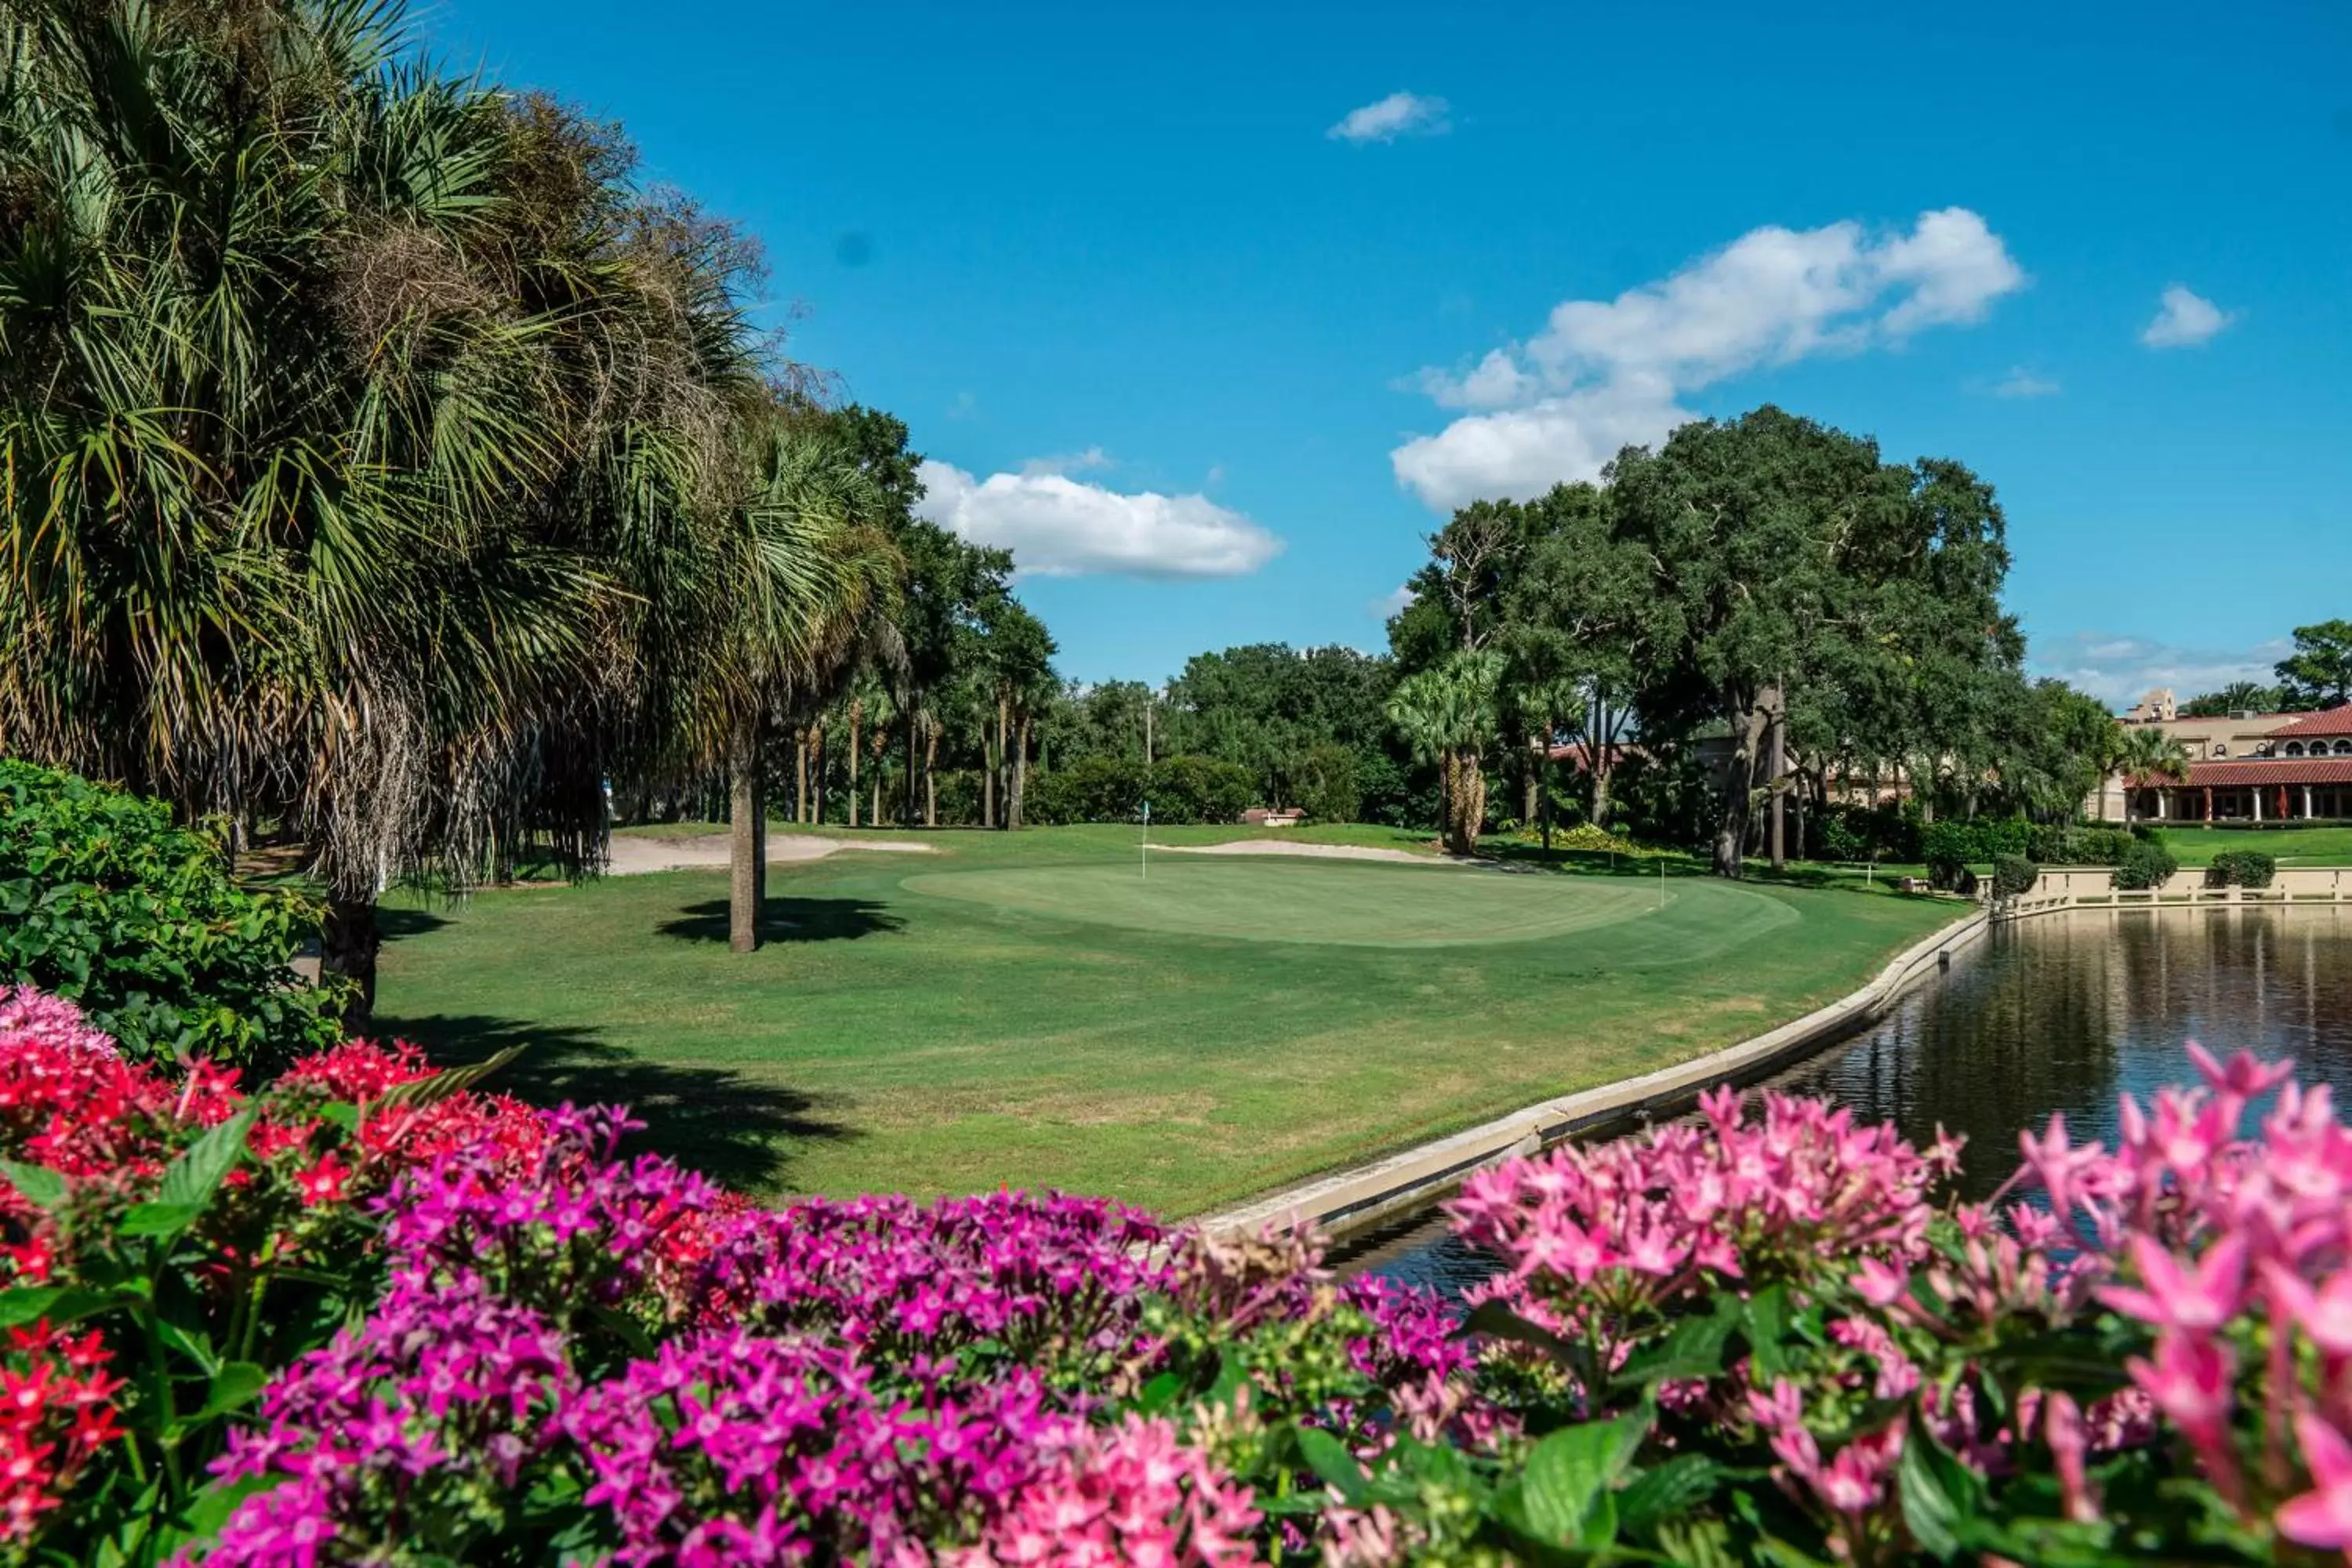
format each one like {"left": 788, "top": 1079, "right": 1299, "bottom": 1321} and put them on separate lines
{"left": 373, "top": 823, "right": 1961, "bottom": 1215}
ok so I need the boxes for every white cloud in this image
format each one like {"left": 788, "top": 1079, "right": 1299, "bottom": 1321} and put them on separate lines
{"left": 2031, "top": 632, "right": 2290, "bottom": 708}
{"left": 1373, "top": 584, "right": 1415, "bottom": 619}
{"left": 1990, "top": 367, "right": 2060, "bottom": 398}
{"left": 1392, "top": 208, "right": 2026, "bottom": 510}
{"left": 1327, "top": 91, "right": 1450, "bottom": 143}
{"left": 2140, "top": 285, "right": 2234, "bottom": 348}
{"left": 1019, "top": 446, "right": 1114, "bottom": 477}
{"left": 914, "top": 459, "right": 1282, "bottom": 579}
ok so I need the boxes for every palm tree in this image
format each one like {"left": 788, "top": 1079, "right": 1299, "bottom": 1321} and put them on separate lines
{"left": 0, "top": 0, "right": 632, "bottom": 1018}
{"left": 1387, "top": 651, "right": 1503, "bottom": 855}
{"left": 2112, "top": 726, "right": 2190, "bottom": 824}
{"left": 705, "top": 416, "right": 900, "bottom": 953}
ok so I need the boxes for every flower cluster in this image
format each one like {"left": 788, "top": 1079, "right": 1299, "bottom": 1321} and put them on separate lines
{"left": 0, "top": 1325, "right": 122, "bottom": 1546}
{"left": 205, "top": 1269, "right": 575, "bottom": 1566}
{"left": 2014, "top": 1043, "right": 2352, "bottom": 1548}
{"left": 8, "top": 982, "right": 2350, "bottom": 1568}
{"left": 1454, "top": 1087, "right": 1952, "bottom": 1300}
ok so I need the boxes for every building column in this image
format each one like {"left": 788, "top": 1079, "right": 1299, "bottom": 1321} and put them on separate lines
{"left": 2304, "top": 785, "right": 2314, "bottom": 819}
{"left": 2253, "top": 789, "right": 2263, "bottom": 822}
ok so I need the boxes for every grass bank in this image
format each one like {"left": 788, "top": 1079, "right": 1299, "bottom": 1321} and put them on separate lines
{"left": 373, "top": 823, "right": 1962, "bottom": 1215}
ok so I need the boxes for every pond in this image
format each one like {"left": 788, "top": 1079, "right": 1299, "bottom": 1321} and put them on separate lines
{"left": 1342, "top": 906, "right": 2352, "bottom": 1295}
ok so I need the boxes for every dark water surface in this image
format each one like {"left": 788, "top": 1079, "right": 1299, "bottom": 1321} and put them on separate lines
{"left": 1345, "top": 908, "right": 2352, "bottom": 1295}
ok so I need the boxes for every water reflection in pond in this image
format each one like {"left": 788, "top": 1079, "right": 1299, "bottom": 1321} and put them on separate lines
{"left": 1345, "top": 908, "right": 2352, "bottom": 1295}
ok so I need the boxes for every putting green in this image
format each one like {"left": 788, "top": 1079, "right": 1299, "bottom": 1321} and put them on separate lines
{"left": 902, "top": 856, "right": 1693, "bottom": 948}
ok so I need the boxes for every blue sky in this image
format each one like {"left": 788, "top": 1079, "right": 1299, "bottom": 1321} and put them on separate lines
{"left": 427, "top": 0, "right": 2352, "bottom": 705}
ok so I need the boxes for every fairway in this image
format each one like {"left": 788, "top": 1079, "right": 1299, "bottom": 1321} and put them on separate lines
{"left": 374, "top": 823, "right": 1961, "bottom": 1215}
{"left": 902, "top": 857, "right": 1708, "bottom": 946}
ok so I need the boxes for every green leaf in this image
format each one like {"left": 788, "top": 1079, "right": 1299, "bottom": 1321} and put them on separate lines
{"left": 0, "top": 1287, "right": 64, "bottom": 1328}
{"left": 1616, "top": 1296, "right": 1743, "bottom": 1388}
{"left": 1896, "top": 1414, "right": 1984, "bottom": 1562}
{"left": 168, "top": 1471, "right": 280, "bottom": 1545}
{"left": 194, "top": 1362, "right": 267, "bottom": 1421}
{"left": 155, "top": 1317, "right": 220, "bottom": 1376}
{"left": 316, "top": 1101, "right": 361, "bottom": 1133}
{"left": 1621, "top": 1454, "right": 1728, "bottom": 1535}
{"left": 1460, "top": 1297, "right": 1579, "bottom": 1363}
{"left": 157, "top": 1106, "right": 256, "bottom": 1211}
{"left": 1204, "top": 1352, "right": 1249, "bottom": 1412}
{"left": 0, "top": 1159, "right": 67, "bottom": 1210}
{"left": 1294, "top": 1425, "right": 1369, "bottom": 1504}
{"left": 373, "top": 1044, "right": 524, "bottom": 1109}
{"left": 1133, "top": 1370, "right": 1185, "bottom": 1417}
{"left": 0, "top": 1284, "right": 129, "bottom": 1329}
{"left": 117, "top": 1201, "right": 204, "bottom": 1238}
{"left": 1744, "top": 1285, "right": 1793, "bottom": 1379}
{"left": 1517, "top": 1412, "right": 1646, "bottom": 1544}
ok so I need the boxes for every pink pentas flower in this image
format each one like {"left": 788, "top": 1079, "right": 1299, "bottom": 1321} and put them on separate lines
{"left": 2187, "top": 1041, "right": 2296, "bottom": 1109}
{"left": 2097, "top": 1234, "right": 2249, "bottom": 1334}
{"left": 1851, "top": 1256, "right": 1909, "bottom": 1308}
{"left": 2277, "top": 1414, "right": 2352, "bottom": 1549}
{"left": 2262, "top": 1261, "right": 2352, "bottom": 1356}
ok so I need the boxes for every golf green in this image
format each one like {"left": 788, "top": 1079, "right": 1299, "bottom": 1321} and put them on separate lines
{"left": 374, "top": 823, "right": 1960, "bottom": 1214}
{"left": 900, "top": 857, "right": 1713, "bottom": 947}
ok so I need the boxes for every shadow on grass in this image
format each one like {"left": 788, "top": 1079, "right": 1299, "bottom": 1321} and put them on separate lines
{"left": 655, "top": 896, "right": 905, "bottom": 946}
{"left": 365, "top": 1011, "right": 856, "bottom": 1192}
{"left": 377, "top": 906, "right": 455, "bottom": 941}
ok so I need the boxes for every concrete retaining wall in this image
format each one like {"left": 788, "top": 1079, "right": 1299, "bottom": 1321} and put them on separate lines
{"left": 2000, "top": 864, "right": 2352, "bottom": 923}
{"left": 1200, "top": 907, "right": 1990, "bottom": 1243}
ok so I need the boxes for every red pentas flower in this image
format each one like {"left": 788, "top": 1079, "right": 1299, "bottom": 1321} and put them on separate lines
{"left": 0, "top": 1323, "right": 123, "bottom": 1546}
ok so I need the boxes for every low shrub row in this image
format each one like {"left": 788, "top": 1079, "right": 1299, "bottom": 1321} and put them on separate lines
{"left": 1991, "top": 853, "right": 2042, "bottom": 898}
{"left": 2026, "top": 822, "right": 2140, "bottom": 866}
{"left": 2208, "top": 848, "right": 2280, "bottom": 888}
{"left": 0, "top": 987, "right": 2338, "bottom": 1565}
{"left": 2113, "top": 836, "right": 2182, "bottom": 889}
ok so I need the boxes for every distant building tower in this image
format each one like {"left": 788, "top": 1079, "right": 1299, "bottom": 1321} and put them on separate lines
{"left": 2123, "top": 688, "right": 2177, "bottom": 724}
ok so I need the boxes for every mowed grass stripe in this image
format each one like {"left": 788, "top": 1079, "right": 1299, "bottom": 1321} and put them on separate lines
{"left": 900, "top": 859, "right": 1685, "bottom": 947}
{"left": 374, "top": 825, "right": 1957, "bottom": 1214}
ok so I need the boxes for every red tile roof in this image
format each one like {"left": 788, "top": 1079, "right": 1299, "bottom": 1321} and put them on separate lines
{"left": 2166, "top": 757, "right": 2352, "bottom": 787}
{"left": 2270, "top": 706, "right": 2352, "bottom": 739}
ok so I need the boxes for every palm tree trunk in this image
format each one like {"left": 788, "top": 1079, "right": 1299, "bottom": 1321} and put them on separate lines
{"left": 847, "top": 701, "right": 861, "bottom": 828}
{"left": 924, "top": 720, "right": 939, "bottom": 826}
{"left": 982, "top": 713, "right": 996, "bottom": 828}
{"left": 729, "top": 714, "right": 761, "bottom": 953}
{"left": 321, "top": 897, "right": 381, "bottom": 1029}
{"left": 996, "top": 694, "right": 1011, "bottom": 830}
{"left": 810, "top": 723, "right": 826, "bottom": 826}
{"left": 905, "top": 708, "right": 918, "bottom": 827}
{"left": 795, "top": 735, "right": 808, "bottom": 824}
{"left": 1011, "top": 715, "right": 1030, "bottom": 829}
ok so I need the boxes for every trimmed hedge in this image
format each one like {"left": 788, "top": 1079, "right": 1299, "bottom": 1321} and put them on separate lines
{"left": 0, "top": 759, "right": 343, "bottom": 1066}
{"left": 2026, "top": 824, "right": 2137, "bottom": 866}
{"left": 2207, "top": 849, "right": 2278, "bottom": 889}
{"left": 2112, "top": 838, "right": 2180, "bottom": 891}
{"left": 1992, "top": 855, "right": 2042, "bottom": 898}
{"left": 1920, "top": 817, "right": 2030, "bottom": 876}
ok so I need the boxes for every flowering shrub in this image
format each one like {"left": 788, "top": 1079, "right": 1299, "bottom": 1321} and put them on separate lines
{"left": 0, "top": 761, "right": 344, "bottom": 1068}
{"left": 0, "top": 983, "right": 2345, "bottom": 1565}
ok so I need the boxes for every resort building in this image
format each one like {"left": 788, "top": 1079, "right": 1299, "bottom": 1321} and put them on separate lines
{"left": 2097, "top": 691, "right": 2352, "bottom": 821}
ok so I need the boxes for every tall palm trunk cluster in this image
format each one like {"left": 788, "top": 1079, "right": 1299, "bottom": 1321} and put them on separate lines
{"left": 0, "top": 0, "right": 899, "bottom": 1010}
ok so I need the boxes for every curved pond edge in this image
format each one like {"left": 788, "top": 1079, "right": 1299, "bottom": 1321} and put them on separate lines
{"left": 1201, "top": 906, "right": 1991, "bottom": 1243}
